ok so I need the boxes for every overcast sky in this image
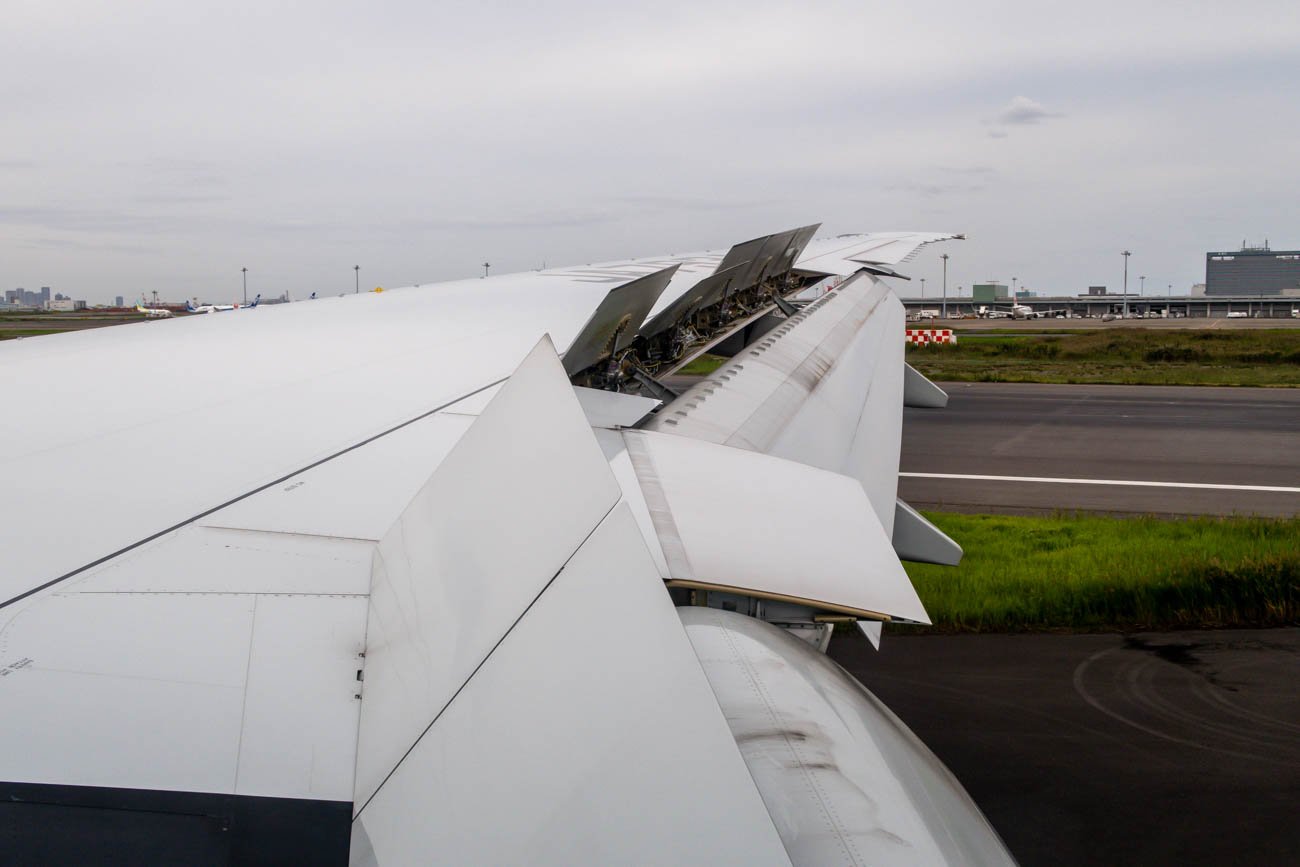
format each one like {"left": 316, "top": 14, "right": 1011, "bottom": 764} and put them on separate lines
{"left": 4, "top": 0, "right": 1298, "bottom": 304}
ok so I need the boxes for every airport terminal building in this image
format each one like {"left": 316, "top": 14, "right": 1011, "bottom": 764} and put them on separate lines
{"left": 1206, "top": 243, "right": 1300, "bottom": 296}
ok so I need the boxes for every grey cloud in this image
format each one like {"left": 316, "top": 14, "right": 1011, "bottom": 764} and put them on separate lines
{"left": 612, "top": 194, "right": 784, "bottom": 212}
{"left": 133, "top": 194, "right": 233, "bottom": 205}
{"left": 937, "top": 165, "right": 997, "bottom": 176}
{"left": 18, "top": 236, "right": 156, "bottom": 254}
{"left": 409, "top": 211, "right": 618, "bottom": 232}
{"left": 885, "top": 181, "right": 989, "bottom": 197}
{"left": 994, "top": 96, "right": 1063, "bottom": 125}
{"left": 0, "top": 206, "right": 169, "bottom": 233}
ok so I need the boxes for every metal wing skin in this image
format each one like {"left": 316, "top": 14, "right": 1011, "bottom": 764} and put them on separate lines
{"left": 0, "top": 227, "right": 1009, "bottom": 866}
{"left": 794, "top": 231, "right": 966, "bottom": 275}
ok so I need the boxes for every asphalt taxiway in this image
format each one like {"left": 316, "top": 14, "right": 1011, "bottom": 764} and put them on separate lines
{"left": 831, "top": 628, "right": 1300, "bottom": 866}
{"left": 900, "top": 383, "right": 1300, "bottom": 517}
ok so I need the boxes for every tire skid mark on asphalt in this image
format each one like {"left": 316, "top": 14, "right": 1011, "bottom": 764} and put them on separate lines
{"left": 1189, "top": 676, "right": 1300, "bottom": 741}
{"left": 1072, "top": 648, "right": 1294, "bottom": 763}
{"left": 1125, "top": 657, "right": 1295, "bottom": 754}
{"left": 861, "top": 668, "right": 1182, "bottom": 768}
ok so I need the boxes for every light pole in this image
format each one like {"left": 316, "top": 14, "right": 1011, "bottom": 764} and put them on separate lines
{"left": 1140, "top": 275, "right": 1146, "bottom": 298}
{"left": 241, "top": 267, "right": 247, "bottom": 306}
{"left": 920, "top": 277, "right": 926, "bottom": 300}
{"left": 1012, "top": 276, "right": 1018, "bottom": 298}
{"left": 941, "top": 253, "right": 949, "bottom": 319}
{"left": 483, "top": 262, "right": 491, "bottom": 278}
{"left": 1122, "top": 251, "right": 1131, "bottom": 318}
{"left": 354, "top": 265, "right": 360, "bottom": 294}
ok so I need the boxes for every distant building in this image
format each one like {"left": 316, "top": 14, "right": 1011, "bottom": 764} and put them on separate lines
{"left": 971, "top": 282, "right": 1009, "bottom": 303}
{"left": 47, "top": 299, "right": 86, "bottom": 311}
{"left": 1206, "top": 242, "right": 1300, "bottom": 296}
{"left": 1191, "top": 283, "right": 1207, "bottom": 297}
{"left": 6, "top": 288, "right": 45, "bottom": 307}
{"left": 115, "top": 296, "right": 124, "bottom": 307}
{"left": 1086, "top": 286, "right": 1107, "bottom": 296}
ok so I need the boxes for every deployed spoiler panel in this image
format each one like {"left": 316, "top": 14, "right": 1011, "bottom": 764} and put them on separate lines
{"left": 562, "top": 266, "right": 679, "bottom": 375}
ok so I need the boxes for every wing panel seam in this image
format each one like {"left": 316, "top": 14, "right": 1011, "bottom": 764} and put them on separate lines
{"left": 352, "top": 499, "right": 620, "bottom": 821}
{"left": 1, "top": 377, "right": 509, "bottom": 612}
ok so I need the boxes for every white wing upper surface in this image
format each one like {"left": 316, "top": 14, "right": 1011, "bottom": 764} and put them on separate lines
{"left": 1, "top": 231, "right": 951, "bottom": 602}
{"left": 0, "top": 228, "right": 1002, "bottom": 866}
{"left": 795, "top": 232, "right": 964, "bottom": 273}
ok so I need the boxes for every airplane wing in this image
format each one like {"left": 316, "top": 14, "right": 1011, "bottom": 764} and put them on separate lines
{"left": 793, "top": 231, "right": 965, "bottom": 276}
{"left": 1, "top": 228, "right": 1007, "bottom": 865}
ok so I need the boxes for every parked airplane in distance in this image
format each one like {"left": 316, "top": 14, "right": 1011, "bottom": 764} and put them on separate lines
{"left": 978, "top": 302, "right": 1066, "bottom": 319}
{"left": 187, "top": 295, "right": 261, "bottom": 314}
{"left": 135, "top": 301, "right": 173, "bottom": 319}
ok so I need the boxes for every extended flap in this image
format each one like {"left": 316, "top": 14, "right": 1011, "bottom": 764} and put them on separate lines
{"left": 622, "top": 430, "right": 929, "bottom": 624}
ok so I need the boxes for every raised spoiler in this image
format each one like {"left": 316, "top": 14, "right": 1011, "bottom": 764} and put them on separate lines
{"left": 639, "top": 271, "right": 962, "bottom": 579}
{"left": 554, "top": 238, "right": 964, "bottom": 631}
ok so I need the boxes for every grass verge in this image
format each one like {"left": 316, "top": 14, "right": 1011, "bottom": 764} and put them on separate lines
{"left": 907, "top": 328, "right": 1300, "bottom": 386}
{"left": 0, "top": 329, "right": 64, "bottom": 340}
{"left": 675, "top": 353, "right": 729, "bottom": 376}
{"left": 898, "top": 511, "right": 1300, "bottom": 633}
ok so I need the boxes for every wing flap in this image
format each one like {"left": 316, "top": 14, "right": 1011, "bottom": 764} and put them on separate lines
{"left": 354, "top": 336, "right": 621, "bottom": 807}
{"left": 643, "top": 273, "right": 906, "bottom": 533}
{"left": 352, "top": 506, "right": 790, "bottom": 866}
{"left": 622, "top": 429, "right": 929, "bottom": 624}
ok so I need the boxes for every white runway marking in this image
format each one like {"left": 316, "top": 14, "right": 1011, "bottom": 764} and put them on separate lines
{"left": 899, "top": 472, "right": 1300, "bottom": 494}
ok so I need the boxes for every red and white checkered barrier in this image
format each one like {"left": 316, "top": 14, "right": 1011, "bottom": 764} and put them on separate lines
{"left": 905, "top": 329, "right": 956, "bottom": 346}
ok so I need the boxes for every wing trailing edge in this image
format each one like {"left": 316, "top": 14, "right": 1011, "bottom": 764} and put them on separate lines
{"left": 620, "top": 429, "right": 929, "bottom": 624}
{"left": 642, "top": 272, "right": 906, "bottom": 534}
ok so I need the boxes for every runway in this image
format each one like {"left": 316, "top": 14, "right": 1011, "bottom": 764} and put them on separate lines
{"left": 831, "top": 628, "right": 1300, "bottom": 866}
{"left": 900, "top": 382, "right": 1300, "bottom": 516}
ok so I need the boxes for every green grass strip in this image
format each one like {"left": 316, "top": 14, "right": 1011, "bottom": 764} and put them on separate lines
{"left": 907, "top": 328, "right": 1300, "bottom": 386}
{"left": 675, "top": 353, "right": 729, "bottom": 376}
{"left": 899, "top": 511, "right": 1300, "bottom": 633}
